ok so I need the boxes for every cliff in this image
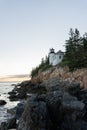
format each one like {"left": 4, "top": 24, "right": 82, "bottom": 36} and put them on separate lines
{"left": 16, "top": 67, "right": 87, "bottom": 130}
{"left": 17, "top": 78, "right": 87, "bottom": 130}
{"left": 31, "top": 66, "right": 87, "bottom": 89}
{"left": 2, "top": 67, "right": 87, "bottom": 130}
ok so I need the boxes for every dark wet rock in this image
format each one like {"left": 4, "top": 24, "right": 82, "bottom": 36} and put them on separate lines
{"left": 81, "top": 121, "right": 87, "bottom": 130}
{"left": 0, "top": 122, "right": 7, "bottom": 130}
{"left": 45, "top": 91, "right": 85, "bottom": 129}
{"left": 18, "top": 95, "right": 49, "bottom": 130}
{"left": 41, "top": 78, "right": 80, "bottom": 95}
{"left": 17, "top": 90, "right": 85, "bottom": 130}
{"left": 15, "top": 101, "right": 25, "bottom": 120}
{"left": 16, "top": 93, "right": 27, "bottom": 99}
{"left": 17, "top": 80, "right": 31, "bottom": 87}
{"left": 0, "top": 100, "right": 6, "bottom": 105}
{"left": 8, "top": 81, "right": 31, "bottom": 101}
{"left": 8, "top": 91, "right": 16, "bottom": 95}
{"left": 7, "top": 107, "right": 17, "bottom": 115}
{"left": 78, "top": 88, "right": 87, "bottom": 102}
{"left": 8, "top": 90, "right": 19, "bottom": 101}
{"left": 60, "top": 118, "right": 87, "bottom": 130}
{"left": 8, "top": 94, "right": 18, "bottom": 101}
{"left": 7, "top": 101, "right": 24, "bottom": 122}
{"left": 8, "top": 80, "right": 46, "bottom": 101}
{"left": 17, "top": 118, "right": 26, "bottom": 130}
{"left": 11, "top": 83, "right": 17, "bottom": 86}
{"left": 7, "top": 78, "right": 87, "bottom": 130}
{"left": 15, "top": 81, "right": 32, "bottom": 94}
{"left": 7, "top": 117, "right": 17, "bottom": 129}
{"left": 29, "top": 84, "right": 47, "bottom": 95}
{"left": 62, "top": 92, "right": 85, "bottom": 111}
{"left": 37, "top": 94, "right": 46, "bottom": 102}
{"left": 9, "top": 92, "right": 27, "bottom": 101}
{"left": 45, "top": 91, "right": 63, "bottom": 129}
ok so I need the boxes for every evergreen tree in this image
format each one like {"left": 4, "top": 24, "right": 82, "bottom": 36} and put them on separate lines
{"left": 63, "top": 28, "right": 87, "bottom": 70}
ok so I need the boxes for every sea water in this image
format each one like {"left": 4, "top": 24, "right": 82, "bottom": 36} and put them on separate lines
{"left": 0, "top": 82, "right": 19, "bottom": 124}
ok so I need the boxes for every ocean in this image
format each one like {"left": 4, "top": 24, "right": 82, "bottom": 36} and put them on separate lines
{"left": 0, "top": 82, "right": 19, "bottom": 124}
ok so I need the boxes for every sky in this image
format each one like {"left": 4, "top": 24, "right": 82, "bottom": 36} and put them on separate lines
{"left": 0, "top": 0, "right": 87, "bottom": 78}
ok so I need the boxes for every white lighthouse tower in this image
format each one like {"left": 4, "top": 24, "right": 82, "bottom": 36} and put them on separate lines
{"left": 49, "top": 48, "right": 55, "bottom": 65}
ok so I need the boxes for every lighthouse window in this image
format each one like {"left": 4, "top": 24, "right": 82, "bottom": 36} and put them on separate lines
{"left": 59, "top": 55, "right": 61, "bottom": 59}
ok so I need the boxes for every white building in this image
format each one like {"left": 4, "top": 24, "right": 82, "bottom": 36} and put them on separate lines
{"left": 49, "top": 48, "right": 64, "bottom": 66}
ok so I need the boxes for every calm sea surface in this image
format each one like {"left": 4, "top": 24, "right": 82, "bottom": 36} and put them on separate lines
{"left": 0, "top": 82, "right": 19, "bottom": 124}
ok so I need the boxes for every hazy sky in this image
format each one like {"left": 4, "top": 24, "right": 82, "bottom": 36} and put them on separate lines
{"left": 0, "top": 0, "right": 87, "bottom": 76}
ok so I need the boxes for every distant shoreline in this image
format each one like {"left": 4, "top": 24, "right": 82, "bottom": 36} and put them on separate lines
{"left": 0, "top": 74, "right": 30, "bottom": 82}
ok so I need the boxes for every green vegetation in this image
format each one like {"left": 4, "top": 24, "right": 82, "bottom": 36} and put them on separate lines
{"left": 31, "top": 56, "right": 52, "bottom": 77}
{"left": 62, "top": 28, "right": 87, "bottom": 70}
{"left": 31, "top": 28, "right": 87, "bottom": 77}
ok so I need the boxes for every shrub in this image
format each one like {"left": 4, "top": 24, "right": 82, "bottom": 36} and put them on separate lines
{"left": 31, "top": 56, "right": 52, "bottom": 77}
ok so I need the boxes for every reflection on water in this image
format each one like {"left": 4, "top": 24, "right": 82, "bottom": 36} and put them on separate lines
{"left": 0, "top": 82, "right": 19, "bottom": 124}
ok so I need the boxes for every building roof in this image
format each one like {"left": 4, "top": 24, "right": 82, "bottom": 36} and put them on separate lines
{"left": 56, "top": 50, "right": 64, "bottom": 55}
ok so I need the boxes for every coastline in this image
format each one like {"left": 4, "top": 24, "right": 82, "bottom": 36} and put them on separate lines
{"left": 1, "top": 67, "right": 87, "bottom": 130}
{"left": 0, "top": 82, "right": 19, "bottom": 125}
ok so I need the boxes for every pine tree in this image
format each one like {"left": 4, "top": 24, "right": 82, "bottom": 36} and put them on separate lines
{"left": 63, "top": 28, "right": 87, "bottom": 70}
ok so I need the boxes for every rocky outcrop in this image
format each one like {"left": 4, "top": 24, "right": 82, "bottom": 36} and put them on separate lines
{"left": 0, "top": 117, "right": 16, "bottom": 130}
{"left": 31, "top": 67, "right": 87, "bottom": 89}
{"left": 17, "top": 78, "right": 87, "bottom": 130}
{"left": 15, "top": 101, "right": 25, "bottom": 120}
{"left": 18, "top": 95, "right": 48, "bottom": 130}
{"left": 0, "top": 122, "right": 7, "bottom": 130}
{"left": 7, "top": 117, "right": 17, "bottom": 129}
{"left": 8, "top": 81, "right": 46, "bottom": 101}
{"left": 2, "top": 67, "right": 87, "bottom": 130}
{"left": 0, "top": 101, "right": 25, "bottom": 130}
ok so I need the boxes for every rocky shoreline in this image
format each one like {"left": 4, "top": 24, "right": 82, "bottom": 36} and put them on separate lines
{"left": 1, "top": 77, "right": 87, "bottom": 130}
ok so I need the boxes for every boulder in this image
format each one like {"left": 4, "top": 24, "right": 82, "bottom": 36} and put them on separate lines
{"left": 0, "top": 122, "right": 7, "bottom": 130}
{"left": 9, "top": 92, "right": 27, "bottom": 101}
{"left": 46, "top": 91, "right": 63, "bottom": 129}
{"left": 18, "top": 95, "right": 49, "bottom": 130}
{"left": 15, "top": 101, "right": 25, "bottom": 119}
{"left": 45, "top": 91, "right": 85, "bottom": 129}
{"left": 41, "top": 78, "right": 80, "bottom": 96}
{"left": 16, "top": 93, "right": 27, "bottom": 99}
{"left": 61, "top": 118, "right": 87, "bottom": 130}
{"left": 9, "top": 94, "right": 18, "bottom": 101}
{"left": 7, "top": 117, "right": 17, "bottom": 129}
{"left": 17, "top": 118, "right": 26, "bottom": 130}
{"left": 0, "top": 100, "right": 6, "bottom": 105}
{"left": 62, "top": 92, "right": 85, "bottom": 111}
{"left": 7, "top": 107, "right": 17, "bottom": 115}
{"left": 0, "top": 118, "right": 17, "bottom": 130}
{"left": 8, "top": 91, "right": 16, "bottom": 95}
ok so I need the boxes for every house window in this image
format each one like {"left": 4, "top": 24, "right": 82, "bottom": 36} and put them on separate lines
{"left": 59, "top": 55, "right": 61, "bottom": 59}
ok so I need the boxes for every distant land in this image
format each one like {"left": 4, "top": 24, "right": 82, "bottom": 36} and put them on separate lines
{"left": 0, "top": 74, "right": 30, "bottom": 82}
